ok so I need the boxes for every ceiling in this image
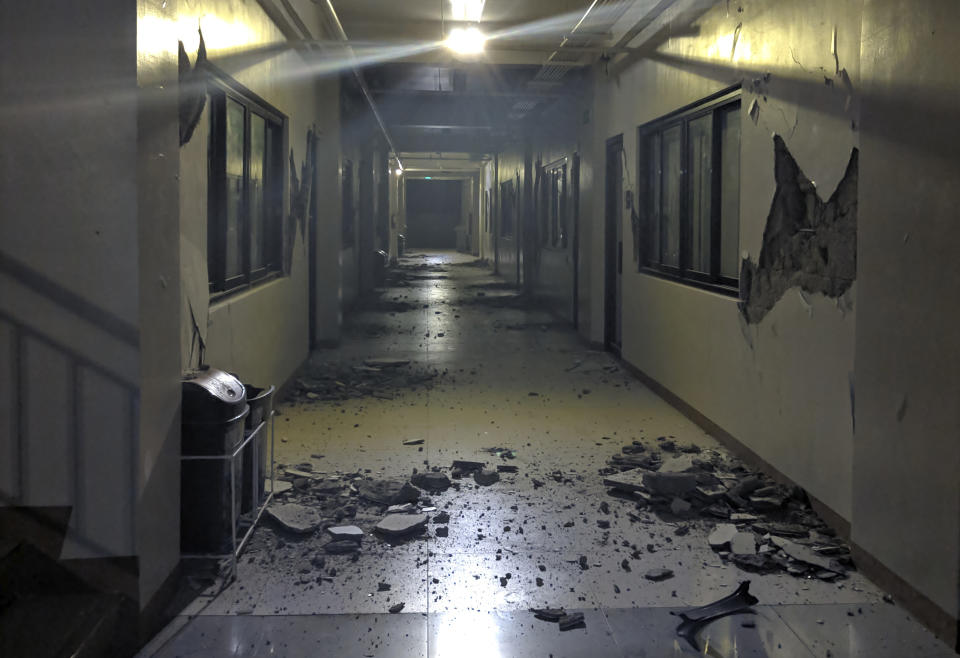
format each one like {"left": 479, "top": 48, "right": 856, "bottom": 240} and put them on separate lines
{"left": 329, "top": 1, "right": 704, "bottom": 156}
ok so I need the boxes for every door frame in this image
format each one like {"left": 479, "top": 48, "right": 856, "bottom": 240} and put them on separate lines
{"left": 604, "top": 135, "right": 623, "bottom": 354}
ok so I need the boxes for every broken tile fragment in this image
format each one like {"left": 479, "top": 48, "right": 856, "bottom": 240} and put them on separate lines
{"left": 642, "top": 472, "right": 698, "bottom": 496}
{"left": 730, "top": 532, "right": 757, "bottom": 555}
{"left": 473, "top": 469, "right": 500, "bottom": 486}
{"left": 374, "top": 513, "right": 428, "bottom": 537}
{"left": 708, "top": 523, "right": 738, "bottom": 549}
{"left": 265, "top": 503, "right": 321, "bottom": 535}
{"left": 558, "top": 612, "right": 585, "bottom": 631}
{"left": 411, "top": 471, "right": 451, "bottom": 491}
{"left": 644, "top": 568, "right": 674, "bottom": 582}
{"left": 326, "top": 525, "right": 363, "bottom": 542}
{"left": 532, "top": 608, "right": 565, "bottom": 622}
{"left": 357, "top": 479, "right": 420, "bottom": 505}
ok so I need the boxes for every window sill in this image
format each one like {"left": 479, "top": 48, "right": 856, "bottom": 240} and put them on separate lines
{"left": 209, "top": 271, "right": 283, "bottom": 307}
{"left": 638, "top": 266, "right": 740, "bottom": 298}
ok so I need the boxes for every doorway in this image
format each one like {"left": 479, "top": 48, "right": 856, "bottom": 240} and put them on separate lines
{"left": 604, "top": 135, "right": 623, "bottom": 354}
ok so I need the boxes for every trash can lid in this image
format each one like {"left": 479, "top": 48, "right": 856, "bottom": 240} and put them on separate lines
{"left": 182, "top": 366, "right": 247, "bottom": 421}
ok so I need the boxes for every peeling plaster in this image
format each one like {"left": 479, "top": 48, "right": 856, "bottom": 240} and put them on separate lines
{"left": 739, "top": 135, "right": 858, "bottom": 324}
{"left": 178, "top": 29, "right": 207, "bottom": 146}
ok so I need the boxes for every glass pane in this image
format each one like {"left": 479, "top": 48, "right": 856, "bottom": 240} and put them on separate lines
{"left": 646, "top": 132, "right": 661, "bottom": 264}
{"left": 688, "top": 115, "right": 713, "bottom": 274}
{"left": 249, "top": 113, "right": 266, "bottom": 270}
{"left": 661, "top": 124, "right": 682, "bottom": 268}
{"left": 225, "top": 99, "right": 245, "bottom": 279}
{"left": 719, "top": 105, "right": 741, "bottom": 279}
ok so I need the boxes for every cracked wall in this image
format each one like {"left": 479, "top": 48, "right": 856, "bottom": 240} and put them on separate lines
{"left": 739, "top": 135, "right": 858, "bottom": 324}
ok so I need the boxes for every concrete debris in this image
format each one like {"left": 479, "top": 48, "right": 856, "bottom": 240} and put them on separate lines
{"left": 411, "top": 471, "right": 451, "bottom": 492}
{"left": 451, "top": 460, "right": 485, "bottom": 473}
{"left": 496, "top": 464, "right": 518, "bottom": 473}
{"left": 365, "top": 357, "right": 410, "bottom": 368}
{"left": 770, "top": 536, "right": 834, "bottom": 571}
{"left": 388, "top": 603, "right": 405, "bottom": 614}
{"left": 532, "top": 608, "right": 566, "bottom": 622}
{"left": 473, "top": 469, "right": 500, "bottom": 486}
{"left": 378, "top": 582, "right": 391, "bottom": 591}
{"left": 731, "top": 532, "right": 757, "bottom": 555}
{"left": 402, "top": 439, "right": 425, "bottom": 445}
{"left": 670, "top": 497, "right": 693, "bottom": 516}
{"left": 386, "top": 503, "right": 416, "bottom": 514}
{"left": 672, "top": 581, "right": 759, "bottom": 650}
{"left": 602, "top": 469, "right": 647, "bottom": 493}
{"left": 558, "top": 613, "right": 585, "bottom": 631}
{"left": 374, "top": 513, "right": 428, "bottom": 537}
{"left": 642, "top": 472, "right": 698, "bottom": 497}
{"left": 658, "top": 454, "right": 701, "bottom": 473}
{"left": 326, "top": 525, "right": 363, "bottom": 542}
{"left": 435, "top": 526, "right": 448, "bottom": 537}
{"left": 357, "top": 479, "right": 420, "bottom": 506}
{"left": 708, "top": 523, "right": 738, "bottom": 549}
{"left": 645, "top": 568, "right": 674, "bottom": 582}
{"left": 433, "top": 511, "right": 450, "bottom": 524}
{"left": 264, "top": 479, "right": 292, "bottom": 494}
{"left": 265, "top": 503, "right": 322, "bottom": 535}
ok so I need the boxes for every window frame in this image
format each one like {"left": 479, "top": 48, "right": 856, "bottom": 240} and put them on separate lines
{"left": 637, "top": 86, "right": 741, "bottom": 296}
{"left": 542, "top": 158, "right": 568, "bottom": 249}
{"left": 206, "top": 67, "right": 286, "bottom": 298}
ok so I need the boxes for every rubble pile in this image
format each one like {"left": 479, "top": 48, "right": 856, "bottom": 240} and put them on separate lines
{"left": 292, "top": 359, "right": 442, "bottom": 402}
{"left": 602, "top": 438, "right": 855, "bottom": 581}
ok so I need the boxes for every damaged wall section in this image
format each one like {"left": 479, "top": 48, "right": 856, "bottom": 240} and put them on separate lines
{"left": 740, "top": 135, "right": 858, "bottom": 323}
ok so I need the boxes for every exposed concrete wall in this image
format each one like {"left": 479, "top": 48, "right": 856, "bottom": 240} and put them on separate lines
{"left": 853, "top": 0, "right": 960, "bottom": 624}
{"left": 584, "top": 0, "right": 863, "bottom": 524}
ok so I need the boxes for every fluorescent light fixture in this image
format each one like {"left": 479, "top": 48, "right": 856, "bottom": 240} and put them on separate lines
{"left": 424, "top": 176, "right": 433, "bottom": 180}
{"left": 445, "top": 26, "right": 486, "bottom": 55}
{"left": 450, "top": 0, "right": 485, "bottom": 23}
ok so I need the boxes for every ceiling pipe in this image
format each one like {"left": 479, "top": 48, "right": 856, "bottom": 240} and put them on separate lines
{"left": 321, "top": 0, "right": 404, "bottom": 170}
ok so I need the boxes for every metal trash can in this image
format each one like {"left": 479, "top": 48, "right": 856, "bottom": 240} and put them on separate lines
{"left": 241, "top": 383, "right": 274, "bottom": 513}
{"left": 181, "top": 367, "right": 248, "bottom": 554}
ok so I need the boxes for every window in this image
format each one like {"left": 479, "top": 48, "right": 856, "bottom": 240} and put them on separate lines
{"left": 342, "top": 160, "right": 355, "bottom": 247}
{"left": 546, "top": 162, "right": 567, "bottom": 248}
{"left": 208, "top": 75, "right": 284, "bottom": 294}
{"left": 638, "top": 88, "right": 741, "bottom": 293}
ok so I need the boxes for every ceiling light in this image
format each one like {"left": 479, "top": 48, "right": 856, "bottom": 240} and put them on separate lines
{"left": 395, "top": 169, "right": 403, "bottom": 176}
{"left": 449, "top": 0, "right": 485, "bottom": 23}
{"left": 445, "top": 26, "right": 486, "bottom": 55}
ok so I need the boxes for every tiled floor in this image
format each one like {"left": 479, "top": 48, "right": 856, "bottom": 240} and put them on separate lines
{"left": 139, "top": 251, "right": 954, "bottom": 657}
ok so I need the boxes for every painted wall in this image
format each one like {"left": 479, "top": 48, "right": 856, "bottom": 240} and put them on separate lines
{"left": 176, "top": 0, "right": 328, "bottom": 392}
{"left": 585, "top": 0, "right": 862, "bottom": 525}
{"left": 853, "top": 0, "right": 960, "bottom": 623}
{"left": 0, "top": 0, "right": 141, "bottom": 573}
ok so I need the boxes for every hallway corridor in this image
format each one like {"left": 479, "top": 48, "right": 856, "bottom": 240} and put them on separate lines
{"left": 139, "top": 252, "right": 951, "bottom": 658}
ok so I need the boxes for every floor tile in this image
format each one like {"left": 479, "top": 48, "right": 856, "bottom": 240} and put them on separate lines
{"left": 774, "top": 603, "right": 955, "bottom": 657}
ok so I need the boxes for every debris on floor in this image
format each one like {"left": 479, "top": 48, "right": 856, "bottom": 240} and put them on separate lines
{"left": 671, "top": 580, "right": 760, "bottom": 650}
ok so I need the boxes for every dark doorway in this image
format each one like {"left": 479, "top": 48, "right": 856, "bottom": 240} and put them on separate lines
{"left": 405, "top": 179, "right": 462, "bottom": 249}
{"left": 604, "top": 135, "right": 623, "bottom": 354}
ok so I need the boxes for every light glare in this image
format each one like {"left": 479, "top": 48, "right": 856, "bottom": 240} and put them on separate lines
{"left": 445, "top": 27, "right": 486, "bottom": 55}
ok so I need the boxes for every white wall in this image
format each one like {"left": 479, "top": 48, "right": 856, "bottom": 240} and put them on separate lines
{"left": 0, "top": 0, "right": 140, "bottom": 571}
{"left": 853, "top": 0, "right": 960, "bottom": 625}
{"left": 586, "top": 0, "right": 862, "bottom": 522}
{"left": 176, "top": 0, "right": 328, "bottom": 390}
